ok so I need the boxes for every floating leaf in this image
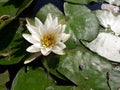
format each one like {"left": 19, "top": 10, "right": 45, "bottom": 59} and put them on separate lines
{"left": 36, "top": 3, "right": 64, "bottom": 23}
{"left": 11, "top": 67, "right": 73, "bottom": 90}
{"left": 42, "top": 54, "right": 68, "bottom": 81}
{"left": 109, "top": 65, "right": 120, "bottom": 90}
{"left": 16, "top": 0, "right": 33, "bottom": 16}
{"left": 0, "top": 20, "right": 26, "bottom": 65}
{"left": 64, "top": 3, "right": 99, "bottom": 41}
{"left": 0, "top": 70, "right": 9, "bottom": 90}
{"left": 0, "top": 17, "right": 15, "bottom": 30}
{"left": 0, "top": 20, "right": 19, "bottom": 51}
{"left": 0, "top": 0, "right": 33, "bottom": 30}
{"left": 58, "top": 43, "right": 112, "bottom": 89}
{"left": 0, "top": 0, "right": 18, "bottom": 16}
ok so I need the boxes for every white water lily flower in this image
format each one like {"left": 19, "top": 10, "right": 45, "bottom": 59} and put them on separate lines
{"left": 96, "top": 10, "right": 120, "bottom": 35}
{"left": 22, "top": 13, "right": 70, "bottom": 64}
{"left": 86, "top": 32, "right": 120, "bottom": 62}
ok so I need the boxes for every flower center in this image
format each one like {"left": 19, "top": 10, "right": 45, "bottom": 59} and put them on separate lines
{"left": 41, "top": 33, "right": 56, "bottom": 47}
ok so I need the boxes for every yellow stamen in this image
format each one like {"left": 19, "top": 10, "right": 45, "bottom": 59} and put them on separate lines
{"left": 41, "top": 33, "right": 56, "bottom": 47}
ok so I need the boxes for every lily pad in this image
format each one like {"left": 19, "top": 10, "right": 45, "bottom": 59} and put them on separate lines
{"left": 11, "top": 67, "right": 74, "bottom": 90}
{"left": 0, "top": 0, "right": 33, "bottom": 31}
{"left": 0, "top": 20, "right": 26, "bottom": 65}
{"left": 57, "top": 42, "right": 113, "bottom": 89}
{"left": 36, "top": 3, "right": 64, "bottom": 23}
{"left": 64, "top": 3, "right": 99, "bottom": 41}
{"left": 0, "top": 71, "right": 9, "bottom": 90}
{"left": 109, "top": 65, "right": 120, "bottom": 90}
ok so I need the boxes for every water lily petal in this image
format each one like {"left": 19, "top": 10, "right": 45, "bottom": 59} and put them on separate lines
{"left": 52, "top": 46, "right": 61, "bottom": 53}
{"left": 26, "top": 24, "right": 39, "bottom": 36}
{"left": 55, "top": 25, "right": 66, "bottom": 35}
{"left": 55, "top": 24, "right": 62, "bottom": 34}
{"left": 55, "top": 50, "right": 65, "bottom": 55}
{"left": 26, "top": 18, "right": 33, "bottom": 26}
{"left": 61, "top": 25, "right": 66, "bottom": 33}
{"left": 57, "top": 42, "right": 66, "bottom": 49}
{"left": 41, "top": 48, "right": 51, "bottom": 56}
{"left": 52, "top": 42, "right": 66, "bottom": 54}
{"left": 45, "top": 13, "right": 53, "bottom": 29}
{"left": 22, "top": 34, "right": 38, "bottom": 44}
{"left": 61, "top": 33, "right": 70, "bottom": 42}
{"left": 52, "top": 46, "right": 65, "bottom": 55}
{"left": 26, "top": 43, "right": 41, "bottom": 53}
{"left": 52, "top": 17, "right": 58, "bottom": 26}
{"left": 24, "top": 52, "right": 41, "bottom": 64}
{"left": 35, "top": 17, "right": 43, "bottom": 26}
{"left": 31, "top": 34, "right": 40, "bottom": 42}
{"left": 23, "top": 13, "right": 70, "bottom": 58}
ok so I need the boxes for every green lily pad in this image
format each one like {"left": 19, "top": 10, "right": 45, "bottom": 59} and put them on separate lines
{"left": 109, "top": 65, "right": 120, "bottom": 90}
{"left": 0, "top": 20, "right": 26, "bottom": 65}
{"left": 64, "top": 3, "right": 99, "bottom": 42}
{"left": 0, "top": 20, "right": 19, "bottom": 51}
{"left": 0, "top": 0, "right": 18, "bottom": 16}
{"left": 0, "top": 17, "right": 15, "bottom": 30}
{"left": 0, "top": 0, "right": 33, "bottom": 17}
{"left": 0, "top": 71, "right": 9, "bottom": 90}
{"left": 42, "top": 54, "right": 68, "bottom": 81}
{"left": 16, "top": 0, "right": 33, "bottom": 16}
{"left": 11, "top": 67, "right": 74, "bottom": 90}
{"left": 57, "top": 42, "right": 113, "bottom": 89}
{"left": 0, "top": 0, "right": 33, "bottom": 30}
{"left": 36, "top": 3, "right": 64, "bottom": 23}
